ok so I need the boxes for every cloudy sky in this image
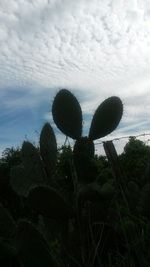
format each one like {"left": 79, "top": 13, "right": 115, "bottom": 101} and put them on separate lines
{"left": 0, "top": 0, "right": 150, "bottom": 155}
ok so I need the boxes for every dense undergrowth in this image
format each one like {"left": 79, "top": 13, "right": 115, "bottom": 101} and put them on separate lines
{"left": 0, "top": 89, "right": 150, "bottom": 267}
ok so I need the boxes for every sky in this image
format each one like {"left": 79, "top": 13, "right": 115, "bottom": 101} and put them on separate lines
{"left": 0, "top": 0, "right": 150, "bottom": 155}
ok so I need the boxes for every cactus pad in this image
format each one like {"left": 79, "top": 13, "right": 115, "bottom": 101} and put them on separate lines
{"left": 52, "top": 89, "right": 82, "bottom": 139}
{"left": 89, "top": 96, "right": 123, "bottom": 140}
{"left": 0, "top": 204, "right": 16, "bottom": 239}
{"left": 16, "top": 220, "right": 56, "bottom": 267}
{"left": 10, "top": 142, "right": 48, "bottom": 196}
{"left": 40, "top": 123, "right": 57, "bottom": 178}
{"left": 73, "top": 137, "right": 95, "bottom": 158}
{"left": 28, "top": 185, "right": 72, "bottom": 220}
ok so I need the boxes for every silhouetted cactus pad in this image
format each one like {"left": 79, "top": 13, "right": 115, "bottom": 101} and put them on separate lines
{"left": 52, "top": 89, "right": 82, "bottom": 139}
{"left": 22, "top": 141, "right": 46, "bottom": 179}
{"left": 10, "top": 165, "right": 31, "bottom": 197}
{"left": 22, "top": 141, "right": 39, "bottom": 166}
{"left": 40, "top": 123, "right": 57, "bottom": 178}
{"left": 89, "top": 96, "right": 123, "bottom": 140}
{"left": 73, "top": 137, "right": 97, "bottom": 183}
{"left": 73, "top": 137, "right": 95, "bottom": 158}
{"left": 10, "top": 163, "right": 47, "bottom": 197}
{"left": 0, "top": 204, "right": 16, "bottom": 239}
{"left": 16, "top": 220, "right": 56, "bottom": 267}
{"left": 10, "top": 141, "right": 48, "bottom": 197}
{"left": 28, "top": 185, "right": 72, "bottom": 220}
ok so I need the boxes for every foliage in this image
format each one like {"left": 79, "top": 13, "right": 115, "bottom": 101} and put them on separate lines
{"left": 1, "top": 147, "right": 22, "bottom": 168}
{"left": 120, "top": 137, "right": 150, "bottom": 185}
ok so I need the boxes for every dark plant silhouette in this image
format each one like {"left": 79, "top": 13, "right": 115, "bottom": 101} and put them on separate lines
{"left": 0, "top": 89, "right": 149, "bottom": 267}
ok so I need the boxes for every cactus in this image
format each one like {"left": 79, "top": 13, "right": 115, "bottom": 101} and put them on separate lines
{"left": 10, "top": 142, "right": 47, "bottom": 197}
{"left": 8, "top": 89, "right": 127, "bottom": 266}
{"left": 0, "top": 204, "right": 17, "bottom": 260}
{"left": 73, "top": 136, "right": 95, "bottom": 158}
{"left": 10, "top": 165, "right": 31, "bottom": 197}
{"left": 22, "top": 141, "right": 47, "bottom": 181}
{"left": 52, "top": 89, "right": 82, "bottom": 139}
{"left": 73, "top": 137, "right": 97, "bottom": 183}
{"left": 52, "top": 89, "right": 123, "bottom": 184}
{"left": 27, "top": 185, "right": 73, "bottom": 220}
{"left": 0, "top": 203, "right": 16, "bottom": 239}
{"left": 40, "top": 123, "right": 57, "bottom": 179}
{"left": 16, "top": 220, "right": 58, "bottom": 267}
{"left": 52, "top": 90, "right": 123, "bottom": 143}
{"left": 89, "top": 96, "right": 123, "bottom": 140}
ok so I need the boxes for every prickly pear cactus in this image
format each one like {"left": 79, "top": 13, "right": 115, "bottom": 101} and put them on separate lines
{"left": 52, "top": 89, "right": 123, "bottom": 184}
{"left": 73, "top": 137, "right": 97, "bottom": 183}
{"left": 40, "top": 123, "right": 57, "bottom": 179}
{"left": 16, "top": 219, "right": 58, "bottom": 267}
{"left": 52, "top": 89, "right": 82, "bottom": 139}
{"left": 7, "top": 89, "right": 125, "bottom": 266}
{"left": 0, "top": 203, "right": 16, "bottom": 239}
{"left": 10, "top": 141, "right": 48, "bottom": 197}
{"left": 27, "top": 185, "right": 72, "bottom": 220}
{"left": 89, "top": 96, "right": 123, "bottom": 140}
{"left": 0, "top": 204, "right": 17, "bottom": 260}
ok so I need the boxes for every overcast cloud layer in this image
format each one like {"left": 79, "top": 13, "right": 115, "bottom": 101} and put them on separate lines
{"left": 0, "top": 0, "right": 150, "bottom": 154}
